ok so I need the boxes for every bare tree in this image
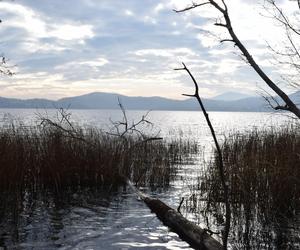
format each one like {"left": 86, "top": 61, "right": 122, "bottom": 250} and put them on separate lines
{"left": 175, "top": 0, "right": 300, "bottom": 119}
{"left": 263, "top": 0, "right": 300, "bottom": 90}
{"left": 175, "top": 62, "right": 231, "bottom": 250}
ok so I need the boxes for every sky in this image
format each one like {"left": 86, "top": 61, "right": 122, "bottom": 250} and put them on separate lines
{"left": 0, "top": 0, "right": 298, "bottom": 100}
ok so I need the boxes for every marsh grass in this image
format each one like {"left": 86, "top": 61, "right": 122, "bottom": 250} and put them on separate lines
{"left": 0, "top": 116, "right": 200, "bottom": 247}
{"left": 194, "top": 125, "right": 300, "bottom": 248}
{"left": 0, "top": 123, "right": 198, "bottom": 193}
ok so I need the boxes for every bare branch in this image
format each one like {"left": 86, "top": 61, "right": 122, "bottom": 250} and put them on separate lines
{"left": 118, "top": 97, "right": 128, "bottom": 132}
{"left": 208, "top": 0, "right": 226, "bottom": 14}
{"left": 174, "top": 62, "right": 199, "bottom": 97}
{"left": 262, "top": 1, "right": 300, "bottom": 90}
{"left": 214, "top": 22, "right": 227, "bottom": 28}
{"left": 37, "top": 108, "right": 86, "bottom": 142}
{"left": 264, "top": 0, "right": 300, "bottom": 36}
{"left": 108, "top": 100, "right": 160, "bottom": 144}
{"left": 177, "top": 62, "right": 231, "bottom": 249}
{"left": 203, "top": 0, "right": 300, "bottom": 118}
{"left": 286, "top": 29, "right": 300, "bottom": 61}
{"left": 177, "top": 197, "right": 184, "bottom": 214}
{"left": 173, "top": 2, "right": 210, "bottom": 13}
{"left": 220, "top": 39, "right": 234, "bottom": 43}
{"left": 221, "top": 0, "right": 228, "bottom": 11}
{"left": 0, "top": 56, "right": 14, "bottom": 76}
{"left": 274, "top": 104, "right": 290, "bottom": 111}
{"left": 182, "top": 94, "right": 195, "bottom": 97}
{"left": 259, "top": 87, "right": 281, "bottom": 111}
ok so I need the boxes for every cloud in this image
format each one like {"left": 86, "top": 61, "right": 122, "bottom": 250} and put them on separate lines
{"left": 154, "top": 3, "right": 165, "bottom": 13}
{"left": 124, "top": 9, "right": 134, "bottom": 16}
{"left": 0, "top": 0, "right": 296, "bottom": 100}
{"left": 134, "top": 48, "right": 197, "bottom": 57}
{"left": 143, "top": 15, "right": 157, "bottom": 25}
{"left": 79, "top": 58, "right": 109, "bottom": 67}
{"left": 49, "top": 24, "right": 94, "bottom": 41}
{"left": 56, "top": 57, "right": 109, "bottom": 71}
{"left": 216, "top": 59, "right": 242, "bottom": 75}
{"left": 0, "top": 2, "right": 94, "bottom": 41}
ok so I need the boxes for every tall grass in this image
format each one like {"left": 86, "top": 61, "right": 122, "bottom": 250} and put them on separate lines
{"left": 196, "top": 125, "right": 300, "bottom": 248}
{"left": 0, "top": 122, "right": 198, "bottom": 193}
{"left": 0, "top": 115, "right": 199, "bottom": 247}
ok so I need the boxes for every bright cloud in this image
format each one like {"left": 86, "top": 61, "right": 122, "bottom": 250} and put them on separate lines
{"left": 154, "top": 3, "right": 165, "bottom": 13}
{"left": 124, "top": 9, "right": 134, "bottom": 16}
{"left": 0, "top": 2, "right": 94, "bottom": 41}
{"left": 134, "top": 48, "right": 197, "bottom": 57}
{"left": 56, "top": 58, "right": 109, "bottom": 70}
{"left": 0, "top": 2, "right": 47, "bottom": 37}
{"left": 0, "top": 0, "right": 298, "bottom": 100}
{"left": 49, "top": 24, "right": 94, "bottom": 40}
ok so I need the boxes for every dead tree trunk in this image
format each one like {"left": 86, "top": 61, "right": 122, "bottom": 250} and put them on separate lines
{"left": 127, "top": 180, "right": 223, "bottom": 250}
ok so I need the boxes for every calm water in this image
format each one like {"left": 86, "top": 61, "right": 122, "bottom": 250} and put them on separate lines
{"left": 0, "top": 109, "right": 291, "bottom": 145}
{"left": 0, "top": 109, "right": 297, "bottom": 249}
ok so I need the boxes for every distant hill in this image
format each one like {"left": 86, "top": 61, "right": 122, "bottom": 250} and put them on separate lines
{"left": 0, "top": 91, "right": 299, "bottom": 112}
{"left": 211, "top": 91, "right": 253, "bottom": 101}
{"left": 0, "top": 96, "right": 55, "bottom": 108}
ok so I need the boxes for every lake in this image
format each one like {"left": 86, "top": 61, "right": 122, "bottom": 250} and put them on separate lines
{"left": 0, "top": 109, "right": 298, "bottom": 249}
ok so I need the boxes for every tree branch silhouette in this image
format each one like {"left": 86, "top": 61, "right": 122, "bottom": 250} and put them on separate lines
{"left": 175, "top": 62, "right": 231, "bottom": 249}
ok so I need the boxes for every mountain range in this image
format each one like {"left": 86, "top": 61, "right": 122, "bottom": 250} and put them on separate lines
{"left": 0, "top": 91, "right": 299, "bottom": 112}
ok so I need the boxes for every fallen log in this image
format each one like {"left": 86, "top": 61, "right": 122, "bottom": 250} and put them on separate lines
{"left": 127, "top": 180, "right": 223, "bottom": 250}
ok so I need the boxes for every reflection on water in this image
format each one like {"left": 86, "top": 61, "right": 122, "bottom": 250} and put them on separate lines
{"left": 0, "top": 187, "right": 192, "bottom": 250}
{"left": 0, "top": 109, "right": 291, "bottom": 136}
{"left": 0, "top": 109, "right": 298, "bottom": 249}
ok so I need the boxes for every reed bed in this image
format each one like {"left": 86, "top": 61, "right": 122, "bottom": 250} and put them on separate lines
{"left": 194, "top": 125, "right": 300, "bottom": 248}
{"left": 0, "top": 116, "right": 199, "bottom": 244}
{"left": 0, "top": 122, "right": 198, "bottom": 193}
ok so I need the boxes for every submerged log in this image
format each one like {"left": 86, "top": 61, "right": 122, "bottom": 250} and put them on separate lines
{"left": 127, "top": 180, "right": 223, "bottom": 250}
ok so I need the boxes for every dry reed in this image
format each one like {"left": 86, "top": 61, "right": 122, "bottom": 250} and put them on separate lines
{"left": 195, "top": 124, "right": 300, "bottom": 248}
{"left": 0, "top": 123, "right": 198, "bottom": 192}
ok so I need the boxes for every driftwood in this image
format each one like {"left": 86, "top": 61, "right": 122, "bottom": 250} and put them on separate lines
{"left": 127, "top": 180, "right": 223, "bottom": 250}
